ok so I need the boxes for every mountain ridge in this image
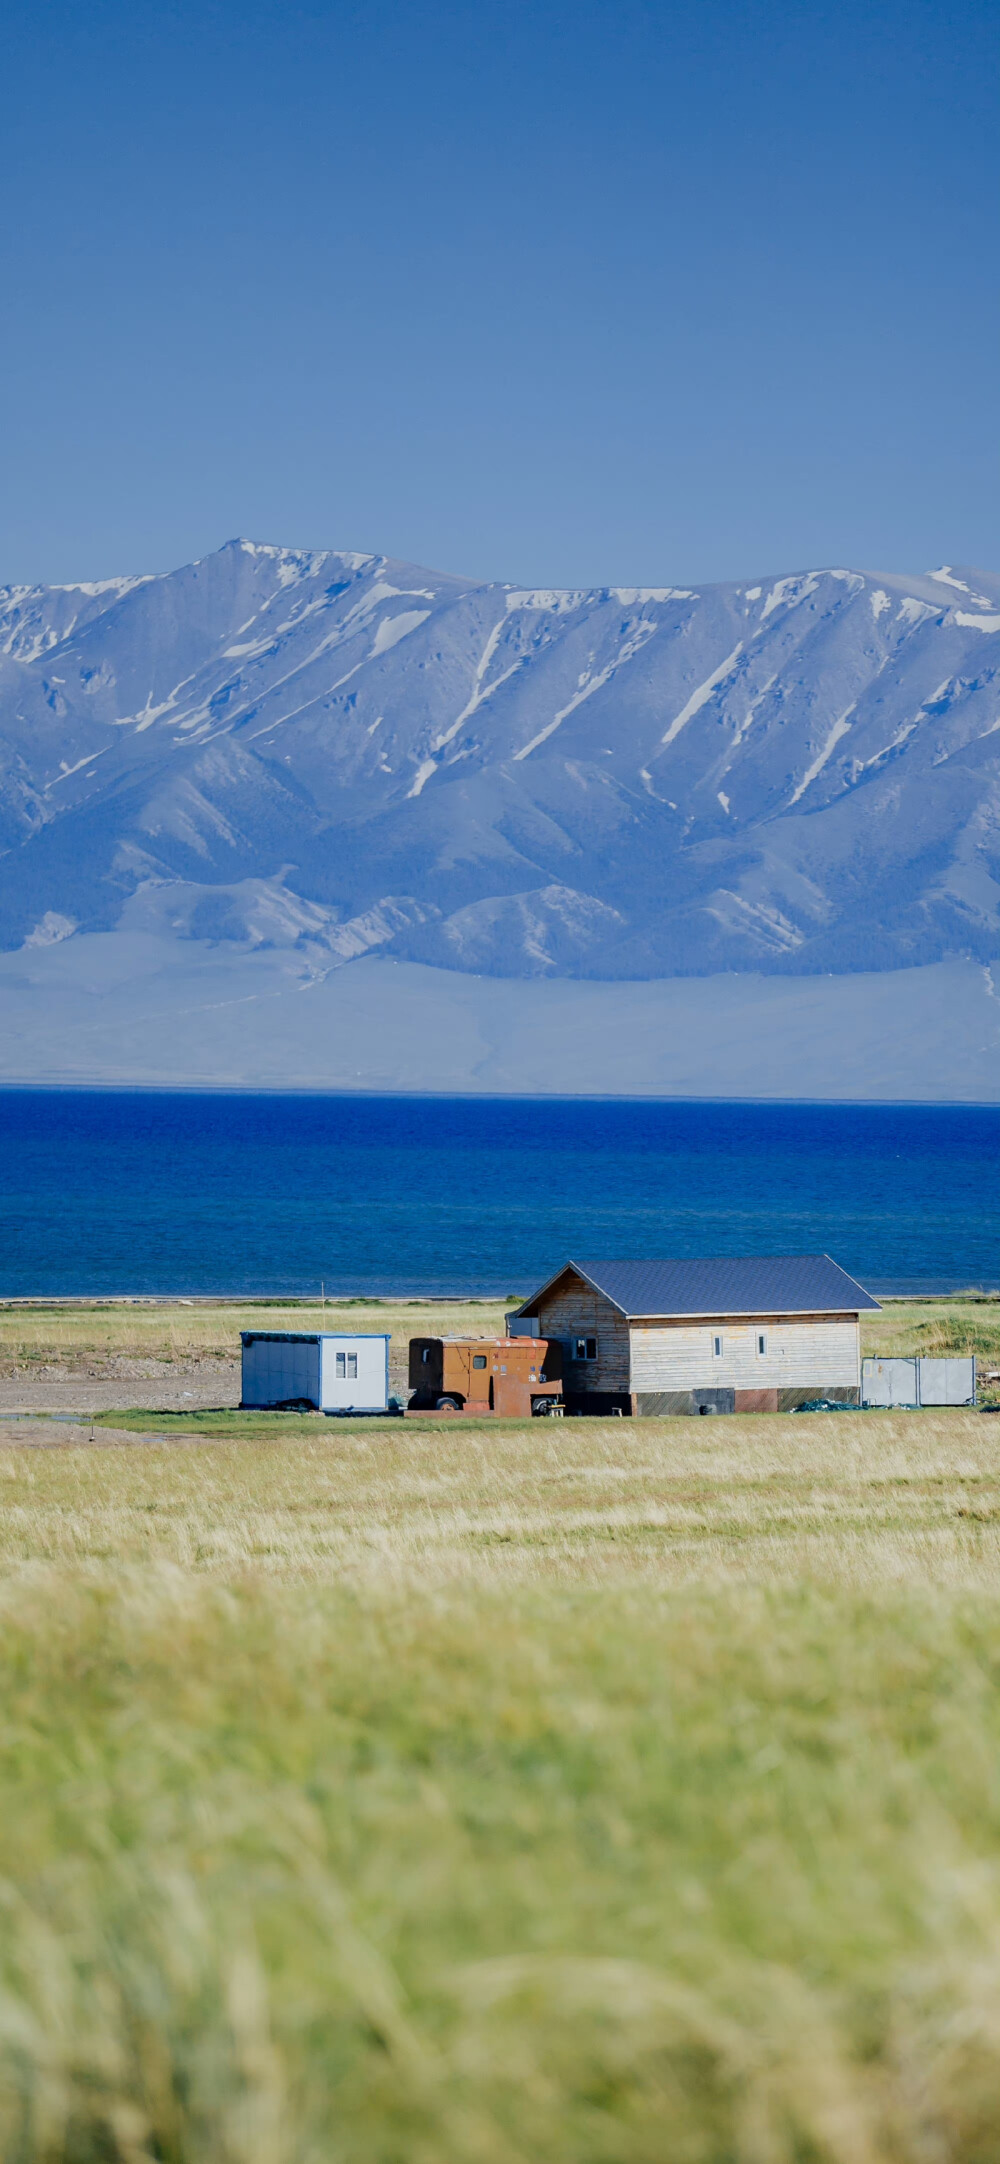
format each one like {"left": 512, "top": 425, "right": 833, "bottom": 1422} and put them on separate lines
{"left": 0, "top": 537, "right": 998, "bottom": 984}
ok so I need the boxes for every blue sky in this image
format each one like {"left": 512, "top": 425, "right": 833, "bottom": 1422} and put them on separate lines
{"left": 1, "top": 0, "right": 996, "bottom": 587}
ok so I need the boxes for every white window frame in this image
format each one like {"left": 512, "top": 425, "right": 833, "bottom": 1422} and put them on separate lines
{"left": 757, "top": 1332, "right": 767, "bottom": 1357}
{"left": 713, "top": 1334, "right": 723, "bottom": 1358}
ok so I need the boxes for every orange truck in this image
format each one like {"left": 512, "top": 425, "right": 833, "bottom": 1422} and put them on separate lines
{"left": 407, "top": 1336, "right": 563, "bottom": 1416}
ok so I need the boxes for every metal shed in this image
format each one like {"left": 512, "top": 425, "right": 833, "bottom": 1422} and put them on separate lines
{"left": 241, "top": 1331, "right": 390, "bottom": 1414}
{"left": 861, "top": 1356, "right": 976, "bottom": 1408}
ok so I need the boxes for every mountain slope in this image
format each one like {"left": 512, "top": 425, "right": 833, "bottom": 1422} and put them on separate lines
{"left": 0, "top": 540, "right": 997, "bottom": 980}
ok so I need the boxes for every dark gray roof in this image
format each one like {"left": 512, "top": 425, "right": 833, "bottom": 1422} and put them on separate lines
{"left": 519, "top": 1255, "right": 880, "bottom": 1318}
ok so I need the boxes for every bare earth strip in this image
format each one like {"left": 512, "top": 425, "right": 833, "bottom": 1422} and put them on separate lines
{"left": 0, "top": 1419, "right": 211, "bottom": 1448}
{"left": 0, "top": 1364, "right": 241, "bottom": 1413}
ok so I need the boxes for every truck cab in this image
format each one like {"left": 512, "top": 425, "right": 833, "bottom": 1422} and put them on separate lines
{"left": 407, "top": 1337, "right": 563, "bottom": 1416}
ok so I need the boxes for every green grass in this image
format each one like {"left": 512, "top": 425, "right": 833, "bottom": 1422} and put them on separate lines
{"left": 94, "top": 1405, "right": 403, "bottom": 1440}
{"left": 3, "top": 1413, "right": 1000, "bottom": 2158}
{"left": 88, "top": 1407, "right": 550, "bottom": 1440}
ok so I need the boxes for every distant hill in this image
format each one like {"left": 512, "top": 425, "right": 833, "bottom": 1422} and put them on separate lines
{"left": 1, "top": 539, "right": 998, "bottom": 984}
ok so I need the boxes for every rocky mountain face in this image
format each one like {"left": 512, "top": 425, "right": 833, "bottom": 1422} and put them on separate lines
{"left": 1, "top": 539, "right": 997, "bottom": 980}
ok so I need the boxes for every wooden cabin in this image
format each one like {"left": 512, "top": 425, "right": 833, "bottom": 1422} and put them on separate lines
{"left": 508, "top": 1256, "right": 880, "bottom": 1414}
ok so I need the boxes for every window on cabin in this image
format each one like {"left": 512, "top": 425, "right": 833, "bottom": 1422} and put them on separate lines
{"left": 575, "top": 1337, "right": 598, "bottom": 1361}
{"left": 473, "top": 1355, "right": 487, "bottom": 1369}
{"left": 421, "top": 1347, "right": 431, "bottom": 1364}
{"left": 336, "top": 1352, "right": 345, "bottom": 1378}
{"left": 713, "top": 1335, "right": 723, "bottom": 1358}
{"left": 348, "top": 1353, "right": 357, "bottom": 1379}
{"left": 757, "top": 1333, "right": 767, "bottom": 1357}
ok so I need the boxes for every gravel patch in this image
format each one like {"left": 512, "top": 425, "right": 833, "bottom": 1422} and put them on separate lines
{"left": 0, "top": 1361, "right": 240, "bottom": 1415}
{"left": 0, "top": 1418, "right": 217, "bottom": 1449}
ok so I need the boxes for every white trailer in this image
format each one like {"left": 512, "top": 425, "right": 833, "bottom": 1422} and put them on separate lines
{"left": 241, "top": 1331, "right": 391, "bottom": 1414}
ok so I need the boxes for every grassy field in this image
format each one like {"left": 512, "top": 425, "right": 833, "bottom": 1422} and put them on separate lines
{"left": 3, "top": 1409, "right": 1000, "bottom": 2160}
{"left": 864, "top": 1296, "right": 1000, "bottom": 1373}
{"left": 0, "top": 1296, "right": 516, "bottom": 1373}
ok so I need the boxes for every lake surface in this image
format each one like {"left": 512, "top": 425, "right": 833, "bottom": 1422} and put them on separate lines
{"left": 0, "top": 1091, "right": 995, "bottom": 1298}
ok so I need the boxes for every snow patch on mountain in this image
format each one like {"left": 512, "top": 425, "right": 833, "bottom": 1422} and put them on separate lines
{"left": 789, "top": 707, "right": 856, "bottom": 803}
{"left": 927, "top": 566, "right": 995, "bottom": 607}
{"left": 506, "top": 589, "right": 591, "bottom": 615}
{"left": 22, "top": 911, "right": 77, "bottom": 948}
{"left": 370, "top": 609, "right": 431, "bottom": 655}
{"left": 661, "top": 645, "right": 743, "bottom": 744}
{"left": 759, "top": 573, "right": 820, "bottom": 622}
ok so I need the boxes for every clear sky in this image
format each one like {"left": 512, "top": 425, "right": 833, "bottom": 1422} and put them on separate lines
{"left": 2, "top": 0, "right": 996, "bottom": 589}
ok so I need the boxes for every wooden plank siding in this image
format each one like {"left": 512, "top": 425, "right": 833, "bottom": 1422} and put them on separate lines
{"left": 629, "top": 1313, "right": 860, "bottom": 1393}
{"left": 531, "top": 1272, "right": 631, "bottom": 1395}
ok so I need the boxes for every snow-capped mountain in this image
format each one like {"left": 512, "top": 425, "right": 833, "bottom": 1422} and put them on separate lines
{"left": 1, "top": 538, "right": 998, "bottom": 981}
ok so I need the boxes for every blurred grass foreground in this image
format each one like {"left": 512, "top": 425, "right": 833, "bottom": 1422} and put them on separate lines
{"left": 4, "top": 1415, "right": 1000, "bottom": 2160}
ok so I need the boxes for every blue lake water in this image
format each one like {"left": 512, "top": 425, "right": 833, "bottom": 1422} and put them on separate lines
{"left": 0, "top": 1090, "right": 995, "bottom": 1297}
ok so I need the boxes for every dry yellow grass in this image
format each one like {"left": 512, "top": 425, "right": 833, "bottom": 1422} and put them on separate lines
{"left": 0, "top": 1296, "right": 514, "bottom": 1373}
{"left": 4, "top": 1406, "right": 1000, "bottom": 1588}
{"left": 3, "top": 1391, "right": 1000, "bottom": 2158}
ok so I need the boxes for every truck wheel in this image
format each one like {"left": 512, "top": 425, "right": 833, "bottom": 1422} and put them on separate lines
{"left": 531, "top": 1397, "right": 557, "bottom": 1417}
{"left": 436, "top": 1396, "right": 463, "bottom": 1413}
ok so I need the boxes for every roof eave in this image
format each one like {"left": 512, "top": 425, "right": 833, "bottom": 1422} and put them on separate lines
{"left": 512, "top": 1260, "right": 631, "bottom": 1319}
{"left": 628, "top": 1304, "right": 873, "bottom": 1320}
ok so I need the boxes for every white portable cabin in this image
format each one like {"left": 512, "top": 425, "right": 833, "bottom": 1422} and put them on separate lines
{"left": 241, "top": 1331, "right": 390, "bottom": 1414}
